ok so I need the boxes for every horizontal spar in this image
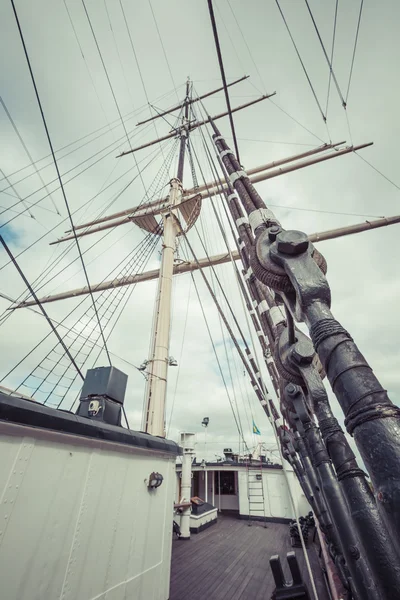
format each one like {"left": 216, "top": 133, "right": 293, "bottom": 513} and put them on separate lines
{"left": 118, "top": 93, "right": 276, "bottom": 157}
{"left": 66, "top": 140, "right": 344, "bottom": 234}
{"left": 54, "top": 141, "right": 359, "bottom": 245}
{"left": 17, "top": 214, "right": 400, "bottom": 308}
{"left": 136, "top": 75, "right": 249, "bottom": 126}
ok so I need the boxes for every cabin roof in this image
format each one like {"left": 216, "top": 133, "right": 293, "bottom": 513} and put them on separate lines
{"left": 0, "top": 392, "right": 181, "bottom": 455}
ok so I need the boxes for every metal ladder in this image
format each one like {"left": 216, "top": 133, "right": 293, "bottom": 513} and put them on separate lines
{"left": 246, "top": 460, "right": 267, "bottom": 527}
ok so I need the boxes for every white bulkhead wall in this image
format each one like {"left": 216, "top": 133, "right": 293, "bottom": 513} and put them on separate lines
{"left": 0, "top": 425, "right": 177, "bottom": 600}
{"left": 238, "top": 468, "right": 309, "bottom": 519}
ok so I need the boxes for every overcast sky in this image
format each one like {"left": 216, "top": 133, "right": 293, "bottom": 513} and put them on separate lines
{"left": 0, "top": 0, "right": 399, "bottom": 462}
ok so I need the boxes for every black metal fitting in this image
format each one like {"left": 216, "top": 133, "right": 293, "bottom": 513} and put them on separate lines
{"left": 249, "top": 227, "right": 327, "bottom": 301}
{"left": 276, "top": 230, "right": 309, "bottom": 256}
{"left": 270, "top": 552, "right": 310, "bottom": 599}
{"left": 268, "top": 225, "right": 282, "bottom": 242}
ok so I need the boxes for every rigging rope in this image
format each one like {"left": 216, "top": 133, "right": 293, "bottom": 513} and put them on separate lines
{"left": 10, "top": 0, "right": 112, "bottom": 366}
{"left": 14, "top": 228, "right": 160, "bottom": 405}
{"left": 345, "top": 0, "right": 364, "bottom": 103}
{"left": 63, "top": 0, "right": 120, "bottom": 152}
{"left": 0, "top": 85, "right": 178, "bottom": 184}
{"left": 275, "top": 0, "right": 327, "bottom": 123}
{"left": 3, "top": 131, "right": 179, "bottom": 404}
{"left": 0, "top": 236, "right": 84, "bottom": 380}
{"left": 189, "top": 267, "right": 247, "bottom": 450}
{"left": 207, "top": 0, "right": 241, "bottom": 163}
{"left": 325, "top": 0, "right": 339, "bottom": 118}
{"left": 147, "top": 0, "right": 179, "bottom": 101}
{"left": 118, "top": 0, "right": 169, "bottom": 162}
{"left": 0, "top": 97, "right": 60, "bottom": 215}
{"left": 0, "top": 139, "right": 168, "bottom": 278}
{"left": 304, "top": 0, "right": 346, "bottom": 108}
{"left": 227, "top": 0, "right": 266, "bottom": 94}
{"left": 166, "top": 275, "right": 192, "bottom": 437}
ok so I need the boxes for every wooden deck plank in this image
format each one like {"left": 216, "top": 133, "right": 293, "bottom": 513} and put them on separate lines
{"left": 169, "top": 515, "right": 328, "bottom": 600}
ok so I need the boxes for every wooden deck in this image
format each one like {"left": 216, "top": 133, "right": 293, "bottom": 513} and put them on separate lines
{"left": 169, "top": 514, "right": 328, "bottom": 600}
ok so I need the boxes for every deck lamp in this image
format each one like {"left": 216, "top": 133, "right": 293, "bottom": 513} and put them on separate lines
{"left": 148, "top": 472, "right": 163, "bottom": 489}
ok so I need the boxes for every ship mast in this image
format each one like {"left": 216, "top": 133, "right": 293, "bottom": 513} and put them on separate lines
{"left": 142, "top": 80, "right": 191, "bottom": 437}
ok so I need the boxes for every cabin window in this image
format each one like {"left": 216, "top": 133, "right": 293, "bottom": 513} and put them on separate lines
{"left": 215, "top": 471, "right": 236, "bottom": 495}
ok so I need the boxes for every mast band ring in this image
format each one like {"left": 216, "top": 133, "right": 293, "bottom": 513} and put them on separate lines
{"left": 219, "top": 149, "right": 234, "bottom": 159}
{"left": 230, "top": 170, "right": 248, "bottom": 184}
{"left": 248, "top": 208, "right": 278, "bottom": 232}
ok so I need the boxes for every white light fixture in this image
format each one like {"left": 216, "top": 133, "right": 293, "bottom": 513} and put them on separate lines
{"left": 168, "top": 356, "right": 178, "bottom": 366}
{"left": 147, "top": 471, "right": 163, "bottom": 490}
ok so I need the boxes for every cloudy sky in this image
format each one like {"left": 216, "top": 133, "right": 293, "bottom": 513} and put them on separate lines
{"left": 0, "top": 0, "right": 399, "bottom": 462}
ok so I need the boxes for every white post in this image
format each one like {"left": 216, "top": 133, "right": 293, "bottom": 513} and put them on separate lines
{"left": 205, "top": 469, "right": 208, "bottom": 503}
{"left": 180, "top": 432, "right": 195, "bottom": 540}
{"left": 218, "top": 471, "right": 221, "bottom": 512}
{"left": 212, "top": 472, "right": 215, "bottom": 506}
{"left": 144, "top": 178, "right": 182, "bottom": 436}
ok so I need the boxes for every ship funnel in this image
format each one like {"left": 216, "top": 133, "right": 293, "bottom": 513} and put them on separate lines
{"left": 76, "top": 366, "right": 128, "bottom": 427}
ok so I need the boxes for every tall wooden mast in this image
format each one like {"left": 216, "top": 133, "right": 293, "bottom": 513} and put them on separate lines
{"left": 143, "top": 80, "right": 190, "bottom": 437}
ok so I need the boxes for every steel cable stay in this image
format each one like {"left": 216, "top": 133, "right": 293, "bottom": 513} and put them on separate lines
{"left": 64, "top": 0, "right": 126, "bottom": 154}
{"left": 185, "top": 135, "right": 264, "bottom": 366}
{"left": 103, "top": 0, "right": 137, "bottom": 122}
{"left": 188, "top": 262, "right": 248, "bottom": 453}
{"left": 10, "top": 0, "right": 113, "bottom": 367}
{"left": 118, "top": 0, "right": 179, "bottom": 164}
{"left": 12, "top": 227, "right": 161, "bottom": 405}
{"left": 345, "top": 0, "right": 364, "bottom": 104}
{"left": 165, "top": 275, "right": 192, "bottom": 438}
{"left": 0, "top": 98, "right": 60, "bottom": 215}
{"left": 0, "top": 148, "right": 162, "bottom": 327}
{"left": 1, "top": 228, "right": 157, "bottom": 388}
{"left": 30, "top": 137, "right": 179, "bottom": 303}
{"left": 2, "top": 134, "right": 176, "bottom": 324}
{"left": 3, "top": 131, "right": 179, "bottom": 404}
{"left": 304, "top": 0, "right": 346, "bottom": 108}
{"left": 147, "top": 0, "right": 179, "bottom": 102}
{"left": 194, "top": 122, "right": 281, "bottom": 417}
{"left": 50, "top": 230, "right": 162, "bottom": 408}
{"left": 80, "top": 0, "right": 150, "bottom": 199}
{"left": 207, "top": 0, "right": 241, "bottom": 164}
{"left": 68, "top": 227, "right": 164, "bottom": 415}
{"left": 0, "top": 119, "right": 154, "bottom": 216}
{"left": 325, "top": 0, "right": 339, "bottom": 118}
{"left": 0, "top": 117, "right": 153, "bottom": 202}
{"left": 0, "top": 84, "right": 179, "bottom": 185}
{"left": 1, "top": 95, "right": 183, "bottom": 228}
{"left": 226, "top": 0, "right": 267, "bottom": 95}
{"left": 0, "top": 137, "right": 171, "bottom": 281}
